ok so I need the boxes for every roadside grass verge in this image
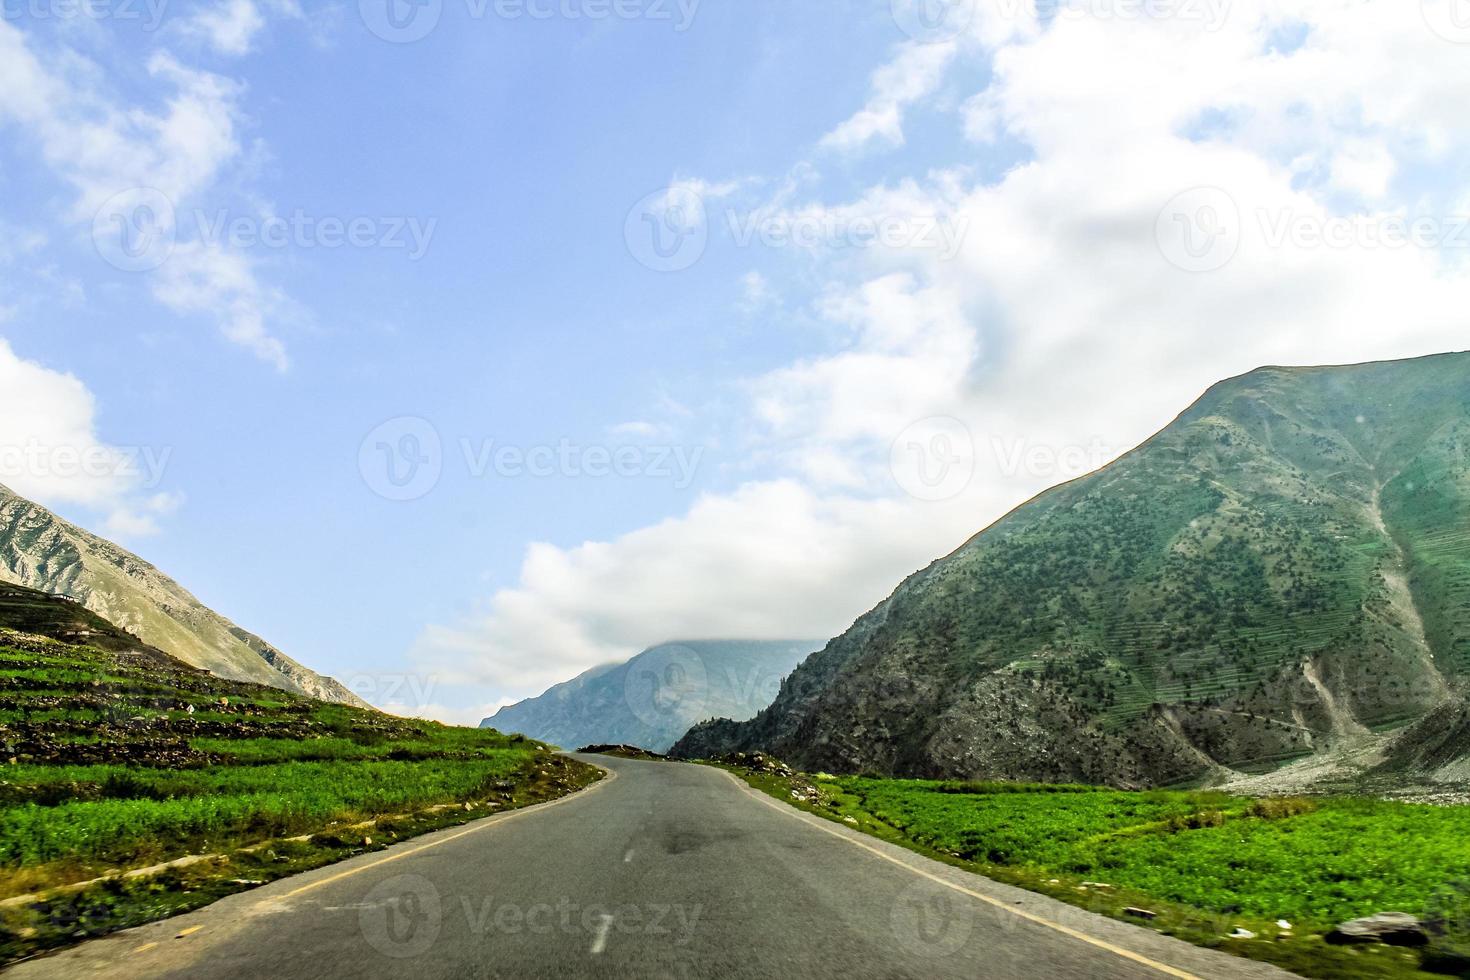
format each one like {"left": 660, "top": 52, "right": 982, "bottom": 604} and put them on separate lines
{"left": 0, "top": 635, "right": 601, "bottom": 964}
{"left": 717, "top": 765, "right": 1470, "bottom": 980}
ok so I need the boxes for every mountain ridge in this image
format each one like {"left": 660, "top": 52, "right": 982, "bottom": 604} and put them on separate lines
{"left": 0, "top": 483, "right": 366, "bottom": 707}
{"left": 673, "top": 352, "right": 1470, "bottom": 788}
{"left": 482, "top": 639, "right": 821, "bottom": 752}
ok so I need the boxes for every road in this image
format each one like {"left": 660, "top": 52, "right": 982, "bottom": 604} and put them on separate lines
{"left": 8, "top": 756, "right": 1298, "bottom": 980}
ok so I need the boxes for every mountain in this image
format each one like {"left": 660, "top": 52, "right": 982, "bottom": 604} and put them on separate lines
{"left": 0, "top": 484, "right": 367, "bottom": 707}
{"left": 481, "top": 640, "right": 821, "bottom": 752}
{"left": 673, "top": 352, "right": 1470, "bottom": 788}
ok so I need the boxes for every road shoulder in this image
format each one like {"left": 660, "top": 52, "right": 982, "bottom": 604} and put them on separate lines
{"left": 715, "top": 766, "right": 1300, "bottom": 980}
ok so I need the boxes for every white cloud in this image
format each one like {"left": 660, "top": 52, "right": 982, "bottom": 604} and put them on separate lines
{"left": 1329, "top": 140, "right": 1397, "bottom": 201}
{"left": 739, "top": 269, "right": 774, "bottom": 311}
{"left": 0, "top": 340, "right": 176, "bottom": 537}
{"left": 0, "top": 24, "right": 290, "bottom": 367}
{"left": 153, "top": 243, "right": 290, "bottom": 371}
{"left": 182, "top": 0, "right": 268, "bottom": 56}
{"left": 103, "top": 491, "right": 185, "bottom": 539}
{"left": 178, "top": 0, "right": 305, "bottom": 56}
{"left": 414, "top": 1, "right": 1470, "bottom": 720}
{"left": 608, "top": 421, "right": 665, "bottom": 439}
{"left": 413, "top": 481, "right": 985, "bottom": 704}
{"left": 821, "top": 41, "right": 958, "bottom": 153}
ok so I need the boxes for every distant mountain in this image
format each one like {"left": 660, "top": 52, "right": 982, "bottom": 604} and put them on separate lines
{"left": 674, "top": 353, "right": 1470, "bottom": 788}
{"left": 481, "top": 640, "right": 820, "bottom": 752}
{"left": 0, "top": 484, "right": 366, "bottom": 707}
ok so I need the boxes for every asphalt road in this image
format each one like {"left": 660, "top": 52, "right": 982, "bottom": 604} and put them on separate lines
{"left": 8, "top": 756, "right": 1299, "bottom": 980}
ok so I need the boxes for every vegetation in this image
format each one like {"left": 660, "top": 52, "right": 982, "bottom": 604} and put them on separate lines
{"left": 0, "top": 585, "right": 600, "bottom": 963}
{"left": 729, "top": 764, "right": 1470, "bottom": 979}
{"left": 677, "top": 353, "right": 1470, "bottom": 788}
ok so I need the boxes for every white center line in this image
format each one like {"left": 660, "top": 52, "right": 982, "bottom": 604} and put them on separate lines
{"left": 589, "top": 914, "right": 614, "bottom": 955}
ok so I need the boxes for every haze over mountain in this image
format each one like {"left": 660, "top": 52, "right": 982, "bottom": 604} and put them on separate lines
{"left": 481, "top": 640, "right": 819, "bottom": 752}
{"left": 0, "top": 484, "right": 366, "bottom": 707}
{"left": 674, "top": 353, "right": 1470, "bottom": 788}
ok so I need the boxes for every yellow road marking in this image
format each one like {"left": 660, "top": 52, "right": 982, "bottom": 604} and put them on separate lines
{"left": 278, "top": 766, "right": 617, "bottom": 901}
{"left": 725, "top": 771, "right": 1203, "bottom": 980}
{"left": 174, "top": 926, "right": 203, "bottom": 939}
{"left": 132, "top": 942, "right": 158, "bottom": 954}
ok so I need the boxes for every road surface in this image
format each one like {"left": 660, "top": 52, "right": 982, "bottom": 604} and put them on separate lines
{"left": 7, "top": 756, "right": 1298, "bottom": 979}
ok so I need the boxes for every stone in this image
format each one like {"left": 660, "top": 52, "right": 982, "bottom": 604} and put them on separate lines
{"left": 1326, "top": 912, "right": 1428, "bottom": 947}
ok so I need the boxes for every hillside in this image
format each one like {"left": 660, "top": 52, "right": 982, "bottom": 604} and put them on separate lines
{"left": 0, "top": 586, "right": 598, "bottom": 961}
{"left": 0, "top": 484, "right": 364, "bottom": 706}
{"left": 674, "top": 353, "right": 1470, "bottom": 788}
{"left": 482, "top": 640, "right": 819, "bottom": 752}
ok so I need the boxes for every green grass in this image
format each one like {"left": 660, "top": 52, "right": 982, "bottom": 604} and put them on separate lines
{"left": 836, "top": 778, "right": 1470, "bottom": 928}
{"left": 0, "top": 756, "right": 534, "bottom": 866}
{"left": 729, "top": 766, "right": 1470, "bottom": 980}
{"left": 0, "top": 621, "right": 602, "bottom": 963}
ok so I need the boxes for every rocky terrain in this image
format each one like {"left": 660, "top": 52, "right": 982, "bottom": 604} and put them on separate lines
{"left": 674, "top": 353, "right": 1470, "bottom": 789}
{"left": 482, "top": 640, "right": 819, "bottom": 752}
{"left": 0, "top": 484, "right": 364, "bottom": 706}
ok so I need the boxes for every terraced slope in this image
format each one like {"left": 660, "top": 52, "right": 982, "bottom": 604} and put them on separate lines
{"left": 674, "top": 353, "right": 1470, "bottom": 787}
{"left": 0, "top": 586, "right": 598, "bottom": 961}
{"left": 0, "top": 485, "right": 364, "bottom": 706}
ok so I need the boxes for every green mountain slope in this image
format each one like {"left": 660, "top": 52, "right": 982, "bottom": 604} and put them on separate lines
{"left": 0, "top": 484, "right": 365, "bottom": 706}
{"left": 673, "top": 353, "right": 1470, "bottom": 787}
{"left": 481, "top": 640, "right": 819, "bottom": 752}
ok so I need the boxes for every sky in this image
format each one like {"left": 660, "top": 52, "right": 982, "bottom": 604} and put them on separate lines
{"left": 1, "top": 0, "right": 1469, "bottom": 724}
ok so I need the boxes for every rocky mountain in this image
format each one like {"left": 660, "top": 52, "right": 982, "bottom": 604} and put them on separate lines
{"left": 673, "top": 353, "right": 1470, "bottom": 788}
{"left": 481, "top": 640, "right": 820, "bottom": 752}
{"left": 0, "top": 484, "right": 367, "bottom": 707}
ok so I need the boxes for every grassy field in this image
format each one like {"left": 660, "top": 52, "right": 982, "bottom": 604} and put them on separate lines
{"left": 726, "top": 764, "right": 1470, "bottom": 979}
{"left": 0, "top": 586, "right": 600, "bottom": 964}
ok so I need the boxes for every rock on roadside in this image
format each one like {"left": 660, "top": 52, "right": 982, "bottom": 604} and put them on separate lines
{"left": 1326, "top": 912, "right": 1429, "bottom": 947}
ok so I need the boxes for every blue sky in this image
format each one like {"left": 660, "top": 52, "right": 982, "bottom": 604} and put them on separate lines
{"left": 3, "top": 1, "right": 1469, "bottom": 722}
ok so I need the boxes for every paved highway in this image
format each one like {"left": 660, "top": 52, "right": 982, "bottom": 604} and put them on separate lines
{"left": 8, "top": 756, "right": 1298, "bottom": 979}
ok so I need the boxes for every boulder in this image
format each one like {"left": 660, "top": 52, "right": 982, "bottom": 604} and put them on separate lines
{"left": 1326, "top": 912, "right": 1429, "bottom": 947}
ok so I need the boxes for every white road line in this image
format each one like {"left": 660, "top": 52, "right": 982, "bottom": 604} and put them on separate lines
{"left": 722, "top": 770, "right": 1204, "bottom": 980}
{"left": 589, "top": 914, "right": 614, "bottom": 955}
